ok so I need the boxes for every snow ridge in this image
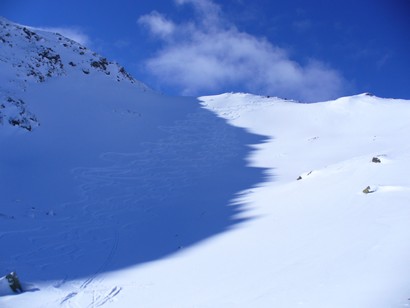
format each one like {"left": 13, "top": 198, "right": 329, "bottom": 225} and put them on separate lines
{"left": 0, "top": 17, "right": 149, "bottom": 130}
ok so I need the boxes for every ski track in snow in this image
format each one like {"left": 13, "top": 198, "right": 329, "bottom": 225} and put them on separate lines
{"left": 51, "top": 109, "right": 262, "bottom": 306}
{"left": 0, "top": 97, "right": 266, "bottom": 307}
{"left": 0, "top": 21, "right": 264, "bottom": 306}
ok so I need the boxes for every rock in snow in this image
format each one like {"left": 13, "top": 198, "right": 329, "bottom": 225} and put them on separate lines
{"left": 1, "top": 18, "right": 410, "bottom": 308}
{"left": 0, "top": 17, "right": 148, "bottom": 131}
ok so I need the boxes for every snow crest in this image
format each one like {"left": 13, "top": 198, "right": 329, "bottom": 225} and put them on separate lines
{"left": 0, "top": 18, "right": 149, "bottom": 130}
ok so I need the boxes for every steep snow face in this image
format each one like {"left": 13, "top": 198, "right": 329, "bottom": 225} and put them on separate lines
{"left": 4, "top": 88, "right": 408, "bottom": 308}
{"left": 0, "top": 18, "right": 266, "bottom": 308}
{"left": 0, "top": 17, "right": 148, "bottom": 130}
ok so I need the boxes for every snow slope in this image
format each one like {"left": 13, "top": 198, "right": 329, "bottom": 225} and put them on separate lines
{"left": 198, "top": 93, "right": 410, "bottom": 307}
{"left": 1, "top": 18, "right": 410, "bottom": 308}
{"left": 0, "top": 18, "right": 265, "bottom": 306}
{"left": 71, "top": 93, "right": 409, "bottom": 308}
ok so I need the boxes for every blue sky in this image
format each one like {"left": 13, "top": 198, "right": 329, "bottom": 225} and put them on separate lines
{"left": 2, "top": 0, "right": 409, "bottom": 101}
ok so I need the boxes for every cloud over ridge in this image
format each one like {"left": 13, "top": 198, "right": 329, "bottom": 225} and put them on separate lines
{"left": 139, "top": 0, "right": 346, "bottom": 101}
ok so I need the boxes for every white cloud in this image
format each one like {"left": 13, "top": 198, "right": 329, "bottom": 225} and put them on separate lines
{"left": 139, "top": 0, "right": 346, "bottom": 101}
{"left": 34, "top": 26, "right": 90, "bottom": 46}
{"left": 138, "top": 11, "right": 176, "bottom": 39}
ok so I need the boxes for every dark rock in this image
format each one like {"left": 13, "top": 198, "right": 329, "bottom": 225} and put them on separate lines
{"left": 362, "top": 186, "right": 376, "bottom": 194}
{"left": 6, "top": 272, "right": 23, "bottom": 293}
{"left": 372, "top": 157, "right": 381, "bottom": 163}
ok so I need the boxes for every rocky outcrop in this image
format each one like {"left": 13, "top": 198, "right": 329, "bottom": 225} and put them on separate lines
{"left": 0, "top": 17, "right": 149, "bottom": 131}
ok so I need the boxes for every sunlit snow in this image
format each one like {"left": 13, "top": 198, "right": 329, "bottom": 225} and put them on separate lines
{"left": 1, "top": 18, "right": 410, "bottom": 308}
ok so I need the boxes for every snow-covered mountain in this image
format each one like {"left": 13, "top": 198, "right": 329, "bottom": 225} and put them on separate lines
{"left": 1, "top": 18, "right": 410, "bottom": 308}
{"left": 0, "top": 17, "right": 148, "bottom": 131}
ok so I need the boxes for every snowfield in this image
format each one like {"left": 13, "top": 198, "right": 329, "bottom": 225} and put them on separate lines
{"left": 1, "top": 18, "right": 410, "bottom": 307}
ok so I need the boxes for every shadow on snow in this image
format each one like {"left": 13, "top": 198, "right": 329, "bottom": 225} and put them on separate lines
{"left": 0, "top": 96, "right": 268, "bottom": 284}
